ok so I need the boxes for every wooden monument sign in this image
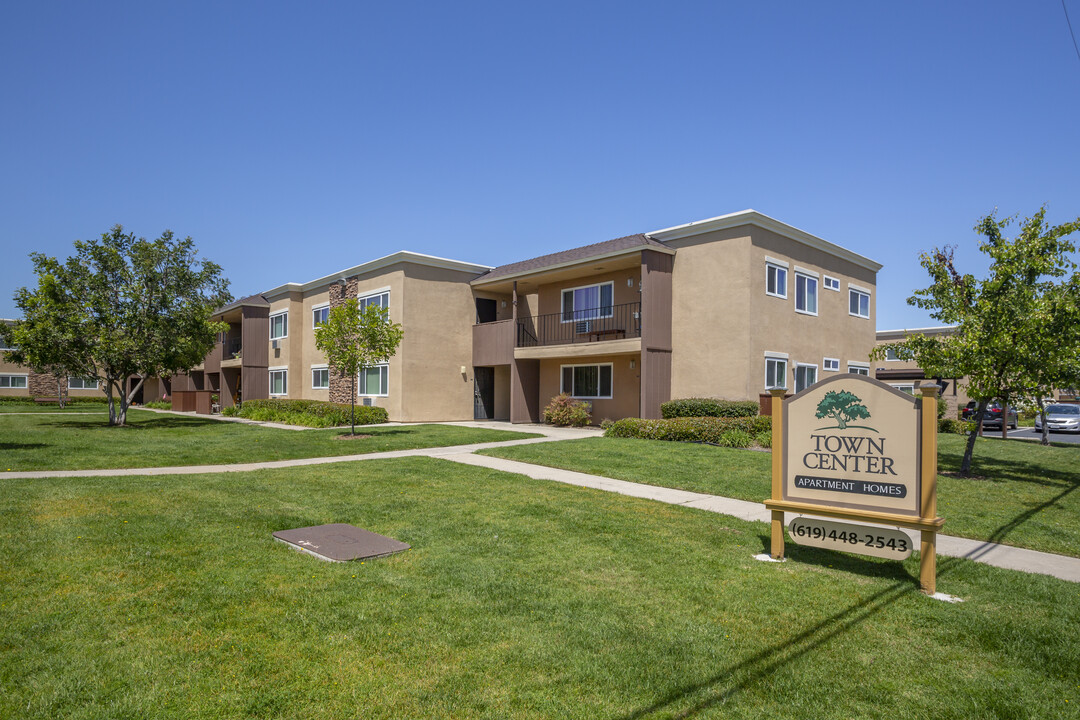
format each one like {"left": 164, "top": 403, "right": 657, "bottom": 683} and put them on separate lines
{"left": 764, "top": 375, "right": 945, "bottom": 594}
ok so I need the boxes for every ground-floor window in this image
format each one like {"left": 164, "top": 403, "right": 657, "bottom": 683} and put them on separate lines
{"left": 795, "top": 364, "right": 818, "bottom": 393}
{"left": 847, "top": 363, "right": 870, "bottom": 376}
{"left": 312, "top": 366, "right": 329, "bottom": 390}
{"left": 359, "top": 364, "right": 389, "bottom": 396}
{"left": 0, "top": 374, "right": 28, "bottom": 388}
{"left": 269, "top": 369, "right": 287, "bottom": 396}
{"left": 68, "top": 376, "right": 98, "bottom": 390}
{"left": 891, "top": 383, "right": 915, "bottom": 395}
{"left": 560, "top": 363, "right": 612, "bottom": 399}
{"left": 765, "top": 356, "right": 787, "bottom": 390}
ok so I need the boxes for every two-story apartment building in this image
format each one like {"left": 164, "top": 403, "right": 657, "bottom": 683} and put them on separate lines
{"left": 175, "top": 210, "right": 881, "bottom": 424}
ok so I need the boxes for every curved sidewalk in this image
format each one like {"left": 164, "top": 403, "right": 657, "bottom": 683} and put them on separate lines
{"left": 4, "top": 423, "right": 1077, "bottom": 584}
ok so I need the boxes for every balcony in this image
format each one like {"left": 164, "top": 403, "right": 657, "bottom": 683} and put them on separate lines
{"left": 517, "top": 302, "right": 641, "bottom": 348}
{"left": 221, "top": 337, "right": 243, "bottom": 368}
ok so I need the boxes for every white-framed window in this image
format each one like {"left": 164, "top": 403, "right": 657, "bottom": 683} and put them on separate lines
{"left": 765, "top": 357, "right": 788, "bottom": 390}
{"left": 561, "top": 282, "right": 614, "bottom": 323}
{"left": 891, "top": 383, "right": 915, "bottom": 395}
{"left": 848, "top": 362, "right": 870, "bottom": 376}
{"left": 884, "top": 347, "right": 901, "bottom": 361}
{"left": 823, "top": 358, "right": 840, "bottom": 372}
{"left": 269, "top": 311, "right": 288, "bottom": 340}
{"left": 358, "top": 291, "right": 390, "bottom": 313}
{"left": 795, "top": 364, "right": 818, "bottom": 393}
{"left": 358, "top": 364, "right": 389, "bottom": 396}
{"left": 0, "top": 374, "right": 28, "bottom": 388}
{"left": 795, "top": 273, "right": 818, "bottom": 315}
{"left": 312, "top": 304, "right": 329, "bottom": 328}
{"left": 849, "top": 288, "right": 871, "bottom": 318}
{"left": 68, "top": 376, "right": 98, "bottom": 390}
{"left": 311, "top": 366, "right": 329, "bottom": 390}
{"left": 560, "top": 363, "right": 613, "bottom": 399}
{"left": 269, "top": 368, "right": 287, "bottom": 395}
{"left": 766, "top": 262, "right": 788, "bottom": 299}
{"left": 823, "top": 276, "right": 840, "bottom": 291}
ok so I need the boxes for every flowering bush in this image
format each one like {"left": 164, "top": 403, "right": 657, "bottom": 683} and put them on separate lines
{"left": 543, "top": 393, "right": 592, "bottom": 427}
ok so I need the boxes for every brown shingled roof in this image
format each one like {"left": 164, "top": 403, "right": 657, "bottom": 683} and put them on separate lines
{"left": 473, "top": 233, "right": 669, "bottom": 283}
{"left": 214, "top": 293, "right": 269, "bottom": 315}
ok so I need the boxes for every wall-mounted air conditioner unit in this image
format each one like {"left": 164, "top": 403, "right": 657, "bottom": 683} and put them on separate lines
{"left": 362, "top": 397, "right": 373, "bottom": 406}
{"left": 271, "top": 339, "right": 279, "bottom": 349}
{"left": 575, "top": 321, "right": 591, "bottom": 334}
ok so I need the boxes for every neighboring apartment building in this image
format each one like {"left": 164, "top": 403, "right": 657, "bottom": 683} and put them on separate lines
{"left": 178, "top": 210, "right": 882, "bottom": 423}
{"left": 873, "top": 326, "right": 970, "bottom": 416}
{"left": 0, "top": 319, "right": 109, "bottom": 400}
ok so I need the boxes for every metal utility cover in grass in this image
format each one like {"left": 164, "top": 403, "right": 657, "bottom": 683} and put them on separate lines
{"left": 273, "top": 523, "right": 410, "bottom": 563}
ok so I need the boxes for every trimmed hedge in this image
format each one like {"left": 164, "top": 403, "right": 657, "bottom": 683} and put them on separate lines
{"left": 604, "top": 415, "right": 771, "bottom": 446}
{"left": 661, "top": 398, "right": 759, "bottom": 419}
{"left": 231, "top": 399, "right": 389, "bottom": 428}
{"left": 0, "top": 396, "right": 109, "bottom": 405}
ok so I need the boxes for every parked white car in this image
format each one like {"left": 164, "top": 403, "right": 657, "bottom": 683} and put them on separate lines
{"left": 1034, "top": 404, "right": 1080, "bottom": 433}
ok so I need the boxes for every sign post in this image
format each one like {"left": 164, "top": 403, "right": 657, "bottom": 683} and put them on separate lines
{"left": 764, "top": 376, "right": 944, "bottom": 594}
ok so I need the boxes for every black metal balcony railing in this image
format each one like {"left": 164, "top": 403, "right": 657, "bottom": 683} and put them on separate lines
{"left": 227, "top": 338, "right": 242, "bottom": 357}
{"left": 517, "top": 302, "right": 641, "bottom": 348}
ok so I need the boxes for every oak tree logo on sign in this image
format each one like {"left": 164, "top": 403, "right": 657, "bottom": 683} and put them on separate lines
{"left": 814, "top": 390, "right": 878, "bottom": 432}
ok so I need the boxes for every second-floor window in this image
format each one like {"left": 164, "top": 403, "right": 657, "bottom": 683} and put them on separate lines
{"left": 561, "top": 282, "right": 613, "bottom": 322}
{"left": 795, "top": 273, "right": 818, "bottom": 315}
{"left": 766, "top": 262, "right": 787, "bottom": 298}
{"left": 849, "top": 289, "right": 870, "bottom": 318}
{"left": 312, "top": 305, "right": 329, "bottom": 327}
{"left": 359, "top": 291, "right": 389, "bottom": 312}
{"left": 270, "top": 311, "right": 288, "bottom": 340}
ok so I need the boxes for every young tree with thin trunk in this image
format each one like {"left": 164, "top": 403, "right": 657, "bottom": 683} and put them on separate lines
{"left": 8, "top": 225, "right": 231, "bottom": 426}
{"left": 314, "top": 299, "right": 404, "bottom": 435}
{"left": 872, "top": 208, "right": 1080, "bottom": 475}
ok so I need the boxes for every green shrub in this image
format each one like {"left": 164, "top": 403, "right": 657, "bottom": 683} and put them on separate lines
{"left": 938, "top": 418, "right": 966, "bottom": 434}
{"left": 221, "top": 405, "right": 239, "bottom": 417}
{"left": 232, "top": 399, "right": 388, "bottom": 427}
{"left": 718, "top": 429, "right": 754, "bottom": 448}
{"left": 754, "top": 430, "right": 773, "bottom": 449}
{"left": 661, "top": 397, "right": 759, "bottom": 419}
{"left": 543, "top": 393, "right": 592, "bottom": 427}
{"left": 143, "top": 401, "right": 172, "bottom": 410}
{"left": 937, "top": 397, "right": 948, "bottom": 419}
{"left": 604, "top": 415, "right": 771, "bottom": 444}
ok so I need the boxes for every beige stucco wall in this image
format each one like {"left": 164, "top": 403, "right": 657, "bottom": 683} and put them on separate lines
{"left": 265, "top": 291, "right": 304, "bottom": 397}
{"left": 538, "top": 352, "right": 640, "bottom": 424}
{"left": 301, "top": 287, "right": 332, "bottom": 401}
{"left": 399, "top": 264, "right": 479, "bottom": 422}
{"left": 533, "top": 269, "right": 642, "bottom": 317}
{"left": 668, "top": 225, "right": 878, "bottom": 402}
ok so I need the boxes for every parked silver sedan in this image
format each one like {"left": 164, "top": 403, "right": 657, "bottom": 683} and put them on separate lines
{"left": 1034, "top": 404, "right": 1080, "bottom": 433}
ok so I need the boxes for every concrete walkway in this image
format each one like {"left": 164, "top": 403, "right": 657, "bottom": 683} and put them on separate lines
{"left": 440, "top": 452, "right": 1080, "bottom": 584}
{"left": 4, "top": 419, "right": 1077, "bottom": 584}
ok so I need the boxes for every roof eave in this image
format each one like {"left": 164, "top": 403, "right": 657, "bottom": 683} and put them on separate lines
{"left": 471, "top": 244, "right": 675, "bottom": 287}
{"left": 648, "top": 209, "right": 883, "bottom": 273}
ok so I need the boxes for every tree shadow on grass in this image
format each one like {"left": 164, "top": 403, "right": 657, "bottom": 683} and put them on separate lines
{"left": 40, "top": 416, "right": 224, "bottom": 431}
{"left": 938, "top": 445, "right": 1079, "bottom": 489}
{"left": 615, "top": 550, "right": 966, "bottom": 719}
{"left": 0, "top": 442, "right": 47, "bottom": 451}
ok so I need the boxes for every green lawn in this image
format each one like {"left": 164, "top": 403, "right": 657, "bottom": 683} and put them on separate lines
{"left": 1, "top": 458, "right": 1076, "bottom": 719}
{"left": 479, "top": 434, "right": 1080, "bottom": 558}
{"left": 0, "top": 410, "right": 539, "bottom": 471}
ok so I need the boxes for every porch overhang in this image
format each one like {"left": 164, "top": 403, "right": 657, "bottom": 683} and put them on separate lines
{"left": 514, "top": 337, "right": 641, "bottom": 360}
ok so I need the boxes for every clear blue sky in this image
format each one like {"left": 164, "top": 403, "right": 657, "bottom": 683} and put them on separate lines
{"left": 3, "top": 1, "right": 1079, "bottom": 329}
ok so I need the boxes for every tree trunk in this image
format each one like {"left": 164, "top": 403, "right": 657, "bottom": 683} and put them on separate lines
{"left": 55, "top": 374, "right": 66, "bottom": 409}
{"left": 960, "top": 398, "right": 990, "bottom": 476}
{"left": 1037, "top": 396, "right": 1050, "bottom": 446}
{"left": 107, "top": 380, "right": 119, "bottom": 426}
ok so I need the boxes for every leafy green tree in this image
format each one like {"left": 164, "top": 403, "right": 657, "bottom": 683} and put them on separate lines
{"left": 815, "top": 390, "right": 872, "bottom": 430}
{"left": 314, "top": 299, "right": 404, "bottom": 435}
{"left": 1018, "top": 274, "right": 1080, "bottom": 445}
{"left": 7, "top": 225, "right": 231, "bottom": 426}
{"left": 1, "top": 275, "right": 92, "bottom": 408}
{"left": 873, "top": 208, "right": 1080, "bottom": 473}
